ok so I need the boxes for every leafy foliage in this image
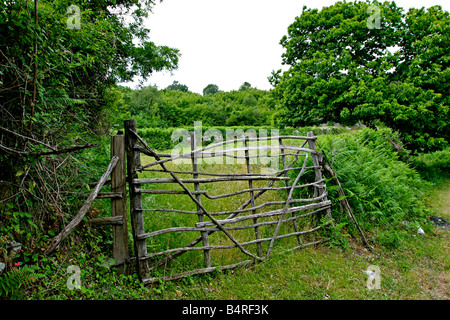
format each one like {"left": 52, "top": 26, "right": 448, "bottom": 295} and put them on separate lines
{"left": 271, "top": 0, "right": 450, "bottom": 152}
{"left": 409, "top": 146, "right": 450, "bottom": 182}
{"left": 320, "top": 129, "right": 431, "bottom": 245}
{"left": 203, "top": 83, "right": 220, "bottom": 96}
{"left": 0, "top": 264, "right": 45, "bottom": 299}
{"left": 287, "top": 128, "right": 432, "bottom": 248}
{"left": 113, "top": 85, "right": 278, "bottom": 129}
{"left": 0, "top": 0, "right": 179, "bottom": 288}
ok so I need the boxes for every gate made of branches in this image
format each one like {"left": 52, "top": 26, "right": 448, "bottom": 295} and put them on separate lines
{"left": 124, "top": 119, "right": 333, "bottom": 284}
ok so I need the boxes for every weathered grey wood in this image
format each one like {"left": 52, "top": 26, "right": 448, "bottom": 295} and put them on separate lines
{"left": 45, "top": 156, "right": 119, "bottom": 255}
{"left": 143, "top": 260, "right": 255, "bottom": 284}
{"left": 191, "top": 131, "right": 211, "bottom": 268}
{"left": 151, "top": 147, "right": 313, "bottom": 268}
{"left": 266, "top": 155, "right": 309, "bottom": 258}
{"left": 142, "top": 192, "right": 328, "bottom": 217}
{"left": 111, "top": 134, "right": 129, "bottom": 274}
{"left": 124, "top": 119, "right": 150, "bottom": 281}
{"left": 244, "top": 137, "right": 263, "bottom": 257}
{"left": 324, "top": 164, "right": 372, "bottom": 250}
{"left": 141, "top": 223, "right": 330, "bottom": 260}
{"left": 136, "top": 177, "right": 323, "bottom": 200}
{"left": 88, "top": 216, "right": 124, "bottom": 226}
{"left": 225, "top": 147, "right": 305, "bottom": 220}
{"left": 136, "top": 189, "right": 208, "bottom": 195}
{"left": 196, "top": 200, "right": 332, "bottom": 228}
{"left": 137, "top": 143, "right": 305, "bottom": 162}
{"left": 140, "top": 165, "right": 318, "bottom": 176}
{"left": 140, "top": 143, "right": 317, "bottom": 271}
{"left": 137, "top": 204, "right": 331, "bottom": 240}
{"left": 124, "top": 121, "right": 334, "bottom": 283}
{"left": 307, "top": 131, "right": 333, "bottom": 221}
{"left": 128, "top": 127, "right": 264, "bottom": 262}
{"left": 280, "top": 137, "right": 302, "bottom": 246}
{"left": 140, "top": 136, "right": 317, "bottom": 170}
{"left": 132, "top": 176, "right": 290, "bottom": 184}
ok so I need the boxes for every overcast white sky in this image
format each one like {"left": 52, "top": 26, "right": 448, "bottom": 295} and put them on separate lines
{"left": 122, "top": 0, "right": 450, "bottom": 94}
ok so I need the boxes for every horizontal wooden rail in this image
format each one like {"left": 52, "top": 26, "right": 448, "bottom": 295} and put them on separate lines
{"left": 135, "top": 189, "right": 208, "bottom": 195}
{"left": 140, "top": 224, "right": 329, "bottom": 260}
{"left": 82, "top": 192, "right": 123, "bottom": 199}
{"left": 136, "top": 178, "right": 325, "bottom": 200}
{"left": 139, "top": 135, "right": 317, "bottom": 170}
{"left": 140, "top": 192, "right": 329, "bottom": 217}
{"left": 136, "top": 204, "right": 331, "bottom": 240}
{"left": 88, "top": 216, "right": 124, "bottom": 226}
{"left": 139, "top": 165, "right": 320, "bottom": 176}
{"left": 132, "top": 176, "right": 290, "bottom": 185}
{"left": 196, "top": 200, "right": 332, "bottom": 228}
{"left": 143, "top": 260, "right": 254, "bottom": 284}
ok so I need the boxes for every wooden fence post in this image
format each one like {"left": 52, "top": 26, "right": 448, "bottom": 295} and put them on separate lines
{"left": 124, "top": 119, "right": 150, "bottom": 281}
{"left": 190, "top": 131, "right": 211, "bottom": 268}
{"left": 110, "top": 132, "right": 129, "bottom": 274}
{"left": 279, "top": 137, "right": 303, "bottom": 246}
{"left": 244, "top": 137, "right": 263, "bottom": 257}
{"left": 307, "top": 131, "right": 333, "bottom": 221}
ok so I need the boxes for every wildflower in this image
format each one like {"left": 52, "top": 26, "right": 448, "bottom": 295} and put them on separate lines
{"left": 14, "top": 262, "right": 20, "bottom": 267}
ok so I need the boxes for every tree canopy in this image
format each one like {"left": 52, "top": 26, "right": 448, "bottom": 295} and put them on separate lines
{"left": 166, "top": 81, "right": 189, "bottom": 93}
{"left": 0, "top": 0, "right": 179, "bottom": 226}
{"left": 203, "top": 84, "right": 220, "bottom": 96}
{"left": 270, "top": 0, "right": 449, "bottom": 152}
{"left": 0, "top": 0, "right": 179, "bottom": 167}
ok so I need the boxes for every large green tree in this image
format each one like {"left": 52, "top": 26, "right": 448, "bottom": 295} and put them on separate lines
{"left": 203, "top": 83, "right": 219, "bottom": 96}
{"left": 166, "top": 80, "right": 189, "bottom": 92}
{"left": 271, "top": 0, "right": 449, "bottom": 152}
{"left": 0, "top": 0, "right": 179, "bottom": 241}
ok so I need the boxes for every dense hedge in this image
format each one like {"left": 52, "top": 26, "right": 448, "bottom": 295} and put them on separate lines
{"left": 136, "top": 125, "right": 347, "bottom": 151}
{"left": 409, "top": 147, "right": 450, "bottom": 181}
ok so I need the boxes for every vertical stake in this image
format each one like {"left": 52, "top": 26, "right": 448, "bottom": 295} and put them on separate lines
{"left": 279, "top": 137, "right": 303, "bottom": 245}
{"left": 111, "top": 132, "right": 129, "bottom": 274}
{"left": 124, "top": 119, "right": 149, "bottom": 281}
{"left": 307, "top": 131, "right": 333, "bottom": 221}
{"left": 244, "top": 137, "right": 263, "bottom": 257}
{"left": 190, "top": 131, "right": 211, "bottom": 268}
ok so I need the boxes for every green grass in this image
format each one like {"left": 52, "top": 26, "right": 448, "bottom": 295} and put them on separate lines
{"left": 150, "top": 219, "right": 449, "bottom": 300}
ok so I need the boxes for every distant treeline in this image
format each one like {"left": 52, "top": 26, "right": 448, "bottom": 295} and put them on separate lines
{"left": 135, "top": 125, "right": 346, "bottom": 151}
{"left": 107, "top": 82, "right": 278, "bottom": 130}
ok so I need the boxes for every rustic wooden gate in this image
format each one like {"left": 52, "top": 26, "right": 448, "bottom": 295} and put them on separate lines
{"left": 124, "top": 119, "right": 333, "bottom": 284}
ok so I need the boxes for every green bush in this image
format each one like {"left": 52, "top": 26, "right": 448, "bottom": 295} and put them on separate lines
{"left": 409, "top": 147, "right": 450, "bottom": 182}
{"left": 309, "top": 128, "right": 431, "bottom": 247}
